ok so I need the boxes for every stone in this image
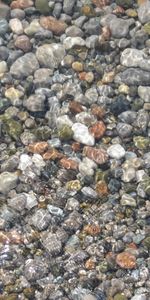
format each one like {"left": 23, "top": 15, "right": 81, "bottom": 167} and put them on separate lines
{"left": 133, "top": 136, "right": 149, "bottom": 150}
{"left": 24, "top": 19, "right": 42, "bottom": 36}
{"left": 116, "top": 0, "right": 134, "bottom": 8}
{"left": 0, "top": 19, "right": 9, "bottom": 35}
{"left": 63, "top": 37, "right": 85, "bottom": 49}
{"left": 131, "top": 295, "right": 146, "bottom": 300}
{"left": 66, "top": 25, "right": 83, "bottom": 37}
{"left": 9, "top": 18, "right": 23, "bottom": 35}
{"left": 100, "top": 14, "right": 134, "bottom": 38}
{"left": 138, "top": 86, "right": 150, "bottom": 102}
{"left": 120, "top": 194, "right": 136, "bottom": 207}
{"left": 63, "top": 0, "right": 76, "bottom": 15}
{"left": 122, "top": 168, "right": 136, "bottom": 182}
{"left": 0, "top": 172, "right": 18, "bottom": 194}
{"left": 35, "top": 0, "right": 50, "bottom": 13}
{"left": 69, "top": 101, "right": 84, "bottom": 114}
{"left": 115, "top": 68, "right": 150, "bottom": 86}
{"left": 72, "top": 61, "right": 83, "bottom": 72}
{"left": 75, "top": 112, "right": 96, "bottom": 126}
{"left": 18, "top": 154, "right": 32, "bottom": 171}
{"left": 10, "top": 0, "right": 33, "bottom": 9}
{"left": 121, "top": 48, "right": 150, "bottom": 71}
{"left": 40, "top": 16, "right": 67, "bottom": 35}
{"left": 110, "top": 96, "right": 131, "bottom": 116}
{"left": 27, "top": 142, "right": 48, "bottom": 154}
{"left": 89, "top": 121, "right": 106, "bottom": 139}
{"left": 138, "top": 1, "right": 150, "bottom": 24}
{"left": 91, "top": 105, "right": 106, "bottom": 119}
{"left": 30, "top": 209, "right": 51, "bottom": 230}
{"left": 24, "top": 258, "right": 48, "bottom": 281}
{"left": 66, "top": 180, "right": 81, "bottom": 191}
{"left": 0, "top": 2, "right": 10, "bottom": 19}
{"left": 10, "top": 8, "right": 25, "bottom": 19}
{"left": 41, "top": 232, "right": 62, "bottom": 256}
{"left": 79, "top": 157, "right": 97, "bottom": 177}
{"left": 116, "top": 123, "right": 133, "bottom": 138}
{"left": 47, "top": 205, "right": 64, "bottom": 217}
{"left": 23, "top": 94, "right": 45, "bottom": 112}
{"left": 83, "top": 146, "right": 108, "bottom": 165}
{"left": 10, "top": 53, "right": 39, "bottom": 78}
{"left": 58, "top": 125, "right": 73, "bottom": 141}
{"left": 43, "top": 148, "right": 63, "bottom": 160}
{"left": 7, "top": 194, "right": 27, "bottom": 211}
{"left": 60, "top": 158, "right": 78, "bottom": 170}
{"left": 36, "top": 44, "right": 65, "bottom": 69}
{"left": 116, "top": 252, "right": 136, "bottom": 269}
{"left": 107, "top": 144, "right": 126, "bottom": 159}
{"left": 56, "top": 115, "right": 73, "bottom": 130}
{"left": 5, "top": 87, "right": 23, "bottom": 102}
{"left": 0, "top": 61, "right": 8, "bottom": 74}
{"left": 72, "top": 123, "right": 95, "bottom": 146}
{"left": 83, "top": 224, "right": 101, "bottom": 236}
{"left": 15, "top": 35, "right": 31, "bottom": 52}
{"left": 96, "top": 180, "right": 108, "bottom": 197}
{"left": 118, "top": 111, "right": 137, "bottom": 124}
{"left": 92, "top": 0, "right": 110, "bottom": 8}
{"left": 81, "top": 187, "right": 97, "bottom": 199}
{"left": 4, "top": 118, "right": 23, "bottom": 140}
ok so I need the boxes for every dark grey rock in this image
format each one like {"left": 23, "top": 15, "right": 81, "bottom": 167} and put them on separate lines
{"left": 24, "top": 258, "right": 49, "bottom": 281}
{"left": 115, "top": 68, "right": 150, "bottom": 85}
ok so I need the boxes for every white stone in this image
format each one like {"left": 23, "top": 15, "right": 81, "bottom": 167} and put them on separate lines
{"left": 24, "top": 19, "right": 42, "bottom": 36}
{"left": 121, "top": 48, "right": 150, "bottom": 71}
{"left": 24, "top": 191, "right": 38, "bottom": 210}
{"left": 9, "top": 18, "right": 23, "bottom": 34}
{"left": 18, "top": 154, "right": 33, "bottom": 171}
{"left": 72, "top": 123, "right": 95, "bottom": 146}
{"left": 0, "top": 172, "right": 18, "bottom": 194}
{"left": 32, "top": 154, "right": 45, "bottom": 169}
{"left": 56, "top": 114, "right": 73, "bottom": 129}
{"left": 0, "top": 61, "right": 7, "bottom": 74}
{"left": 63, "top": 37, "right": 85, "bottom": 49}
{"left": 131, "top": 295, "right": 146, "bottom": 300}
{"left": 79, "top": 157, "right": 97, "bottom": 176}
{"left": 107, "top": 144, "right": 125, "bottom": 159}
{"left": 122, "top": 167, "right": 136, "bottom": 182}
{"left": 138, "top": 86, "right": 150, "bottom": 102}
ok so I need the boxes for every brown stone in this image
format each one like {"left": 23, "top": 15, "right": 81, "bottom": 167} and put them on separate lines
{"left": 71, "top": 142, "right": 81, "bottom": 152}
{"left": 91, "top": 104, "right": 106, "bottom": 119}
{"left": 83, "top": 224, "right": 101, "bottom": 236}
{"left": 116, "top": 252, "right": 136, "bottom": 269}
{"left": 78, "top": 72, "right": 87, "bottom": 81}
{"left": 15, "top": 35, "right": 31, "bottom": 52}
{"left": 69, "top": 100, "right": 84, "bottom": 114}
{"left": 0, "top": 230, "right": 23, "bottom": 244}
{"left": 10, "top": 0, "right": 33, "bottom": 9}
{"left": 27, "top": 142, "right": 48, "bottom": 154}
{"left": 96, "top": 180, "right": 108, "bottom": 197}
{"left": 85, "top": 258, "right": 96, "bottom": 270}
{"left": 59, "top": 157, "right": 78, "bottom": 170}
{"left": 102, "top": 70, "right": 115, "bottom": 84}
{"left": 40, "top": 16, "right": 67, "bottom": 35}
{"left": 43, "top": 148, "right": 63, "bottom": 160}
{"left": 92, "top": 0, "right": 110, "bottom": 8}
{"left": 83, "top": 146, "right": 108, "bottom": 165}
{"left": 100, "top": 26, "right": 111, "bottom": 42}
{"left": 89, "top": 121, "right": 106, "bottom": 139}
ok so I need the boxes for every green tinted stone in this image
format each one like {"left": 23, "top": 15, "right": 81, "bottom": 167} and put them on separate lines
{"left": 58, "top": 125, "right": 73, "bottom": 141}
{"left": 114, "top": 293, "right": 128, "bottom": 300}
{"left": 35, "top": 0, "right": 50, "bottom": 13}
{"left": 143, "top": 22, "right": 150, "bottom": 35}
{"left": 116, "top": 0, "right": 134, "bottom": 8}
{"left": 143, "top": 236, "right": 150, "bottom": 249}
{"left": 133, "top": 136, "right": 150, "bottom": 150}
{"left": 4, "top": 119, "right": 23, "bottom": 141}
{"left": 34, "top": 126, "right": 51, "bottom": 140}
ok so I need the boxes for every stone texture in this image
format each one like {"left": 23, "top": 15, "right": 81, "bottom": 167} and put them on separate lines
{"left": 115, "top": 68, "right": 150, "bottom": 85}
{"left": 40, "top": 16, "right": 67, "bottom": 35}
{"left": 72, "top": 123, "right": 95, "bottom": 146}
{"left": 0, "top": 172, "right": 18, "bottom": 194}
{"left": 121, "top": 48, "right": 150, "bottom": 71}
{"left": 36, "top": 44, "right": 65, "bottom": 69}
{"left": 83, "top": 146, "right": 108, "bottom": 164}
{"left": 107, "top": 144, "right": 126, "bottom": 159}
{"left": 138, "top": 1, "right": 150, "bottom": 24}
{"left": 10, "top": 53, "right": 39, "bottom": 78}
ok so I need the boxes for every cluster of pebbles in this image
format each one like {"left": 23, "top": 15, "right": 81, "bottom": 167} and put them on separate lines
{"left": 0, "top": 0, "right": 150, "bottom": 299}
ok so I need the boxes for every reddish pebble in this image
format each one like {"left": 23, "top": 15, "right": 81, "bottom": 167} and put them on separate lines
{"left": 15, "top": 35, "right": 31, "bottom": 52}
{"left": 43, "top": 148, "right": 63, "bottom": 160}
{"left": 40, "top": 16, "right": 67, "bottom": 35}
{"left": 89, "top": 121, "right": 106, "bottom": 139}
{"left": 83, "top": 224, "right": 101, "bottom": 236}
{"left": 11, "top": 0, "right": 33, "bottom": 9}
{"left": 92, "top": 0, "right": 110, "bottom": 8}
{"left": 27, "top": 142, "right": 48, "bottom": 154}
{"left": 91, "top": 104, "right": 106, "bottom": 119}
{"left": 96, "top": 180, "right": 108, "bottom": 197}
{"left": 72, "top": 142, "right": 81, "bottom": 152}
{"left": 69, "top": 101, "right": 84, "bottom": 114}
{"left": 85, "top": 258, "right": 96, "bottom": 270}
{"left": 60, "top": 157, "right": 78, "bottom": 170}
{"left": 0, "top": 230, "right": 23, "bottom": 244}
{"left": 78, "top": 72, "right": 87, "bottom": 81}
{"left": 83, "top": 146, "right": 108, "bottom": 165}
{"left": 116, "top": 252, "right": 136, "bottom": 269}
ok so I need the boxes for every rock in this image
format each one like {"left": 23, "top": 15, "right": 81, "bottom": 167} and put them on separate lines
{"left": 27, "top": 142, "right": 48, "bottom": 154}
{"left": 23, "top": 94, "right": 46, "bottom": 112}
{"left": 24, "top": 19, "right": 42, "bottom": 36}
{"left": 0, "top": 46, "right": 9, "bottom": 61}
{"left": 24, "top": 258, "right": 48, "bottom": 281}
{"left": 107, "top": 144, "right": 126, "bottom": 159}
{"left": 100, "top": 14, "right": 134, "bottom": 38}
{"left": 81, "top": 187, "right": 98, "bottom": 199}
{"left": 15, "top": 35, "right": 31, "bottom": 52}
{"left": 66, "top": 180, "right": 81, "bottom": 191}
{"left": 66, "top": 25, "right": 83, "bottom": 37}
{"left": 0, "top": 2, "right": 10, "bottom": 19}
{"left": 36, "top": 44, "right": 65, "bottom": 69}
{"left": 83, "top": 146, "right": 108, "bottom": 165}
{"left": 116, "top": 0, "right": 134, "bottom": 8}
{"left": 10, "top": 8, "right": 25, "bottom": 19}
{"left": 116, "top": 252, "right": 136, "bottom": 269}
{"left": 138, "top": 86, "right": 150, "bottom": 102}
{"left": 60, "top": 157, "right": 78, "bottom": 170}
{"left": 40, "top": 16, "right": 67, "bottom": 35}
{"left": 5, "top": 87, "right": 23, "bottom": 102}
{"left": 63, "top": 0, "right": 76, "bottom": 15}
{"left": 35, "top": 0, "right": 50, "bottom": 13}
{"left": 120, "top": 194, "right": 136, "bottom": 207}
{"left": 9, "top": 18, "right": 23, "bottom": 35}
{"left": 7, "top": 194, "right": 27, "bottom": 211}
{"left": 115, "top": 68, "right": 150, "bottom": 85}
{"left": 96, "top": 180, "right": 108, "bottom": 197}
{"left": 72, "top": 123, "right": 95, "bottom": 146}
{"left": 10, "top": 0, "right": 33, "bottom": 9}
{"left": 63, "top": 37, "right": 85, "bottom": 49}
{"left": 0, "top": 61, "right": 8, "bottom": 74}
{"left": 0, "top": 172, "right": 18, "bottom": 194}
{"left": 41, "top": 232, "right": 62, "bottom": 256}
{"left": 122, "top": 168, "right": 136, "bottom": 182}
{"left": 0, "top": 19, "right": 9, "bottom": 35}
{"left": 4, "top": 118, "right": 23, "bottom": 140}
{"left": 121, "top": 48, "right": 150, "bottom": 71}
{"left": 110, "top": 96, "right": 131, "bottom": 116}
{"left": 138, "top": 1, "right": 150, "bottom": 24}
{"left": 56, "top": 115, "right": 73, "bottom": 130}
{"left": 116, "top": 123, "right": 133, "bottom": 138}
{"left": 131, "top": 295, "right": 146, "bottom": 300}
{"left": 79, "top": 157, "right": 97, "bottom": 177}
{"left": 10, "top": 53, "right": 39, "bottom": 78}
{"left": 118, "top": 111, "right": 137, "bottom": 124}
{"left": 133, "top": 136, "right": 149, "bottom": 150}
{"left": 143, "top": 22, "right": 150, "bottom": 34}
{"left": 30, "top": 209, "right": 51, "bottom": 230}
{"left": 47, "top": 205, "right": 64, "bottom": 217}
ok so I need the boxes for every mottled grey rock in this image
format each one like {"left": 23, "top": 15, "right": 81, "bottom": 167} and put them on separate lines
{"left": 85, "top": 87, "right": 98, "bottom": 104}
{"left": 10, "top": 8, "right": 25, "bottom": 19}
{"left": 30, "top": 209, "right": 51, "bottom": 231}
{"left": 56, "top": 115, "right": 73, "bottom": 129}
{"left": 138, "top": 86, "right": 150, "bottom": 102}
{"left": 41, "top": 231, "right": 62, "bottom": 256}
{"left": 134, "top": 109, "right": 149, "bottom": 131}
{"left": 63, "top": 37, "right": 85, "bottom": 49}
{"left": 47, "top": 205, "right": 64, "bottom": 217}
{"left": 24, "top": 258, "right": 49, "bottom": 281}
{"left": 81, "top": 187, "right": 97, "bottom": 199}
{"left": 107, "top": 144, "right": 125, "bottom": 159}
{"left": 63, "top": 0, "right": 76, "bottom": 15}
{"left": 83, "top": 18, "right": 101, "bottom": 36}
{"left": 23, "top": 94, "right": 46, "bottom": 112}
{"left": 131, "top": 295, "right": 146, "bottom": 300}
{"left": 120, "top": 194, "right": 136, "bottom": 207}
{"left": 121, "top": 48, "right": 150, "bottom": 71}
{"left": 0, "top": 172, "right": 18, "bottom": 194}
{"left": 122, "top": 167, "right": 136, "bottom": 182}
{"left": 115, "top": 68, "right": 150, "bottom": 85}
{"left": 100, "top": 14, "right": 134, "bottom": 38}
{"left": 65, "top": 25, "right": 83, "bottom": 37}
{"left": 72, "top": 123, "right": 95, "bottom": 146}
{"left": 0, "top": 2, "right": 10, "bottom": 19}
{"left": 118, "top": 111, "right": 137, "bottom": 124}
{"left": 85, "top": 35, "right": 98, "bottom": 49}
{"left": 36, "top": 43, "right": 65, "bottom": 69}
{"left": 10, "top": 53, "right": 39, "bottom": 78}
{"left": 1, "top": 155, "right": 19, "bottom": 172}
{"left": 138, "top": 1, "right": 150, "bottom": 24}
{"left": 0, "top": 19, "right": 9, "bottom": 35}
{"left": 0, "top": 61, "right": 8, "bottom": 74}
{"left": 7, "top": 194, "right": 27, "bottom": 211}
{"left": 116, "top": 122, "right": 133, "bottom": 138}
{"left": 117, "top": 38, "right": 131, "bottom": 49}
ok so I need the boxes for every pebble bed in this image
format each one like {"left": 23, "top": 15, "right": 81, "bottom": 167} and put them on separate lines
{"left": 0, "top": 0, "right": 150, "bottom": 300}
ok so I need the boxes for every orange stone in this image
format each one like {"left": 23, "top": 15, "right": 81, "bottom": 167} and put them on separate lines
{"left": 83, "top": 146, "right": 108, "bottom": 165}
{"left": 92, "top": 0, "right": 110, "bottom": 8}
{"left": 85, "top": 258, "right": 96, "bottom": 270}
{"left": 116, "top": 252, "right": 136, "bottom": 269}
{"left": 0, "top": 230, "right": 23, "bottom": 244}
{"left": 69, "top": 101, "right": 84, "bottom": 114}
{"left": 27, "top": 142, "right": 48, "bottom": 154}
{"left": 78, "top": 72, "right": 87, "bottom": 81}
{"left": 40, "top": 16, "right": 67, "bottom": 35}
{"left": 101, "top": 26, "right": 111, "bottom": 41}
{"left": 83, "top": 224, "right": 101, "bottom": 236}
{"left": 96, "top": 180, "right": 108, "bottom": 197}
{"left": 71, "top": 142, "right": 81, "bottom": 152}
{"left": 91, "top": 104, "right": 106, "bottom": 119}
{"left": 102, "top": 71, "right": 115, "bottom": 84}
{"left": 43, "top": 148, "right": 63, "bottom": 160}
{"left": 10, "top": 0, "right": 33, "bottom": 9}
{"left": 59, "top": 157, "right": 79, "bottom": 170}
{"left": 89, "top": 121, "right": 106, "bottom": 139}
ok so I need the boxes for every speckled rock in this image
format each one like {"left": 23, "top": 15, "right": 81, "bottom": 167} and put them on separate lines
{"left": 138, "top": 1, "right": 150, "bottom": 24}
{"left": 23, "top": 94, "right": 46, "bottom": 112}
{"left": 100, "top": 14, "right": 134, "bottom": 38}
{"left": 120, "top": 194, "right": 136, "bottom": 207}
{"left": 63, "top": 37, "right": 85, "bottom": 49}
{"left": 72, "top": 123, "right": 95, "bottom": 146}
{"left": 121, "top": 48, "right": 150, "bottom": 71}
{"left": 10, "top": 53, "right": 39, "bottom": 78}
{"left": 40, "top": 16, "right": 67, "bottom": 35}
{"left": 107, "top": 144, "right": 126, "bottom": 159}
{"left": 35, "top": 0, "right": 50, "bottom": 13}
{"left": 0, "top": 172, "right": 18, "bottom": 194}
{"left": 115, "top": 68, "right": 150, "bottom": 85}
{"left": 36, "top": 44, "right": 66, "bottom": 69}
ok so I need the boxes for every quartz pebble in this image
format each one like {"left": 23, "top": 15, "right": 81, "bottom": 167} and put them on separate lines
{"left": 72, "top": 123, "right": 95, "bottom": 146}
{"left": 107, "top": 144, "right": 126, "bottom": 159}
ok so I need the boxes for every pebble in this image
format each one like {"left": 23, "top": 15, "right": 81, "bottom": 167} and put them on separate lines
{"left": 138, "top": 1, "right": 150, "bottom": 24}
{"left": 83, "top": 146, "right": 108, "bottom": 164}
{"left": 0, "top": 172, "right": 18, "bottom": 194}
{"left": 72, "top": 123, "right": 95, "bottom": 146}
{"left": 120, "top": 194, "right": 137, "bottom": 207}
{"left": 9, "top": 18, "right": 23, "bottom": 34}
{"left": 116, "top": 252, "right": 136, "bottom": 269}
{"left": 23, "top": 94, "right": 46, "bottom": 112}
{"left": 36, "top": 43, "right": 65, "bottom": 69}
{"left": 63, "top": 37, "right": 85, "bottom": 49}
{"left": 0, "top": 61, "right": 8, "bottom": 74}
{"left": 115, "top": 68, "right": 150, "bottom": 85}
{"left": 14, "top": 35, "right": 31, "bottom": 52}
{"left": 121, "top": 48, "right": 150, "bottom": 71}
{"left": 40, "top": 16, "right": 67, "bottom": 35}
{"left": 107, "top": 144, "right": 126, "bottom": 159}
{"left": 10, "top": 53, "right": 39, "bottom": 78}
{"left": 0, "top": 19, "right": 9, "bottom": 35}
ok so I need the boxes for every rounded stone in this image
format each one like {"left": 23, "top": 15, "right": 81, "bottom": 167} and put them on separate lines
{"left": 107, "top": 144, "right": 126, "bottom": 159}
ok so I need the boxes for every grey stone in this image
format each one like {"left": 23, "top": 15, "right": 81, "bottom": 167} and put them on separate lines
{"left": 138, "top": 1, "right": 150, "bottom": 24}
{"left": 63, "top": 0, "right": 76, "bottom": 15}
{"left": 118, "top": 111, "right": 137, "bottom": 124}
{"left": 10, "top": 53, "right": 39, "bottom": 78}
{"left": 24, "top": 258, "right": 48, "bottom": 281}
{"left": 131, "top": 295, "right": 146, "bottom": 300}
{"left": 63, "top": 37, "right": 85, "bottom": 49}
{"left": 116, "top": 122, "right": 133, "bottom": 138}
{"left": 122, "top": 168, "right": 136, "bottom": 182}
{"left": 0, "top": 172, "right": 18, "bottom": 194}
{"left": 117, "top": 38, "right": 131, "bottom": 49}
{"left": 10, "top": 8, "right": 25, "bottom": 19}
{"left": 36, "top": 43, "right": 65, "bottom": 69}
{"left": 85, "top": 35, "right": 98, "bottom": 49}
{"left": 120, "top": 194, "right": 136, "bottom": 207}
{"left": 53, "top": 2, "right": 62, "bottom": 18}
{"left": 115, "top": 68, "right": 150, "bottom": 86}
{"left": 81, "top": 187, "right": 97, "bottom": 199}
{"left": 0, "top": 46, "right": 9, "bottom": 61}
{"left": 121, "top": 48, "right": 150, "bottom": 71}
{"left": 7, "top": 194, "right": 27, "bottom": 212}
{"left": 30, "top": 209, "right": 51, "bottom": 231}
{"left": 41, "top": 231, "right": 62, "bottom": 256}
{"left": 138, "top": 86, "right": 150, "bottom": 102}
{"left": 85, "top": 87, "right": 98, "bottom": 104}
{"left": 0, "top": 19, "right": 9, "bottom": 35}
{"left": 23, "top": 94, "right": 46, "bottom": 112}
{"left": 0, "top": 2, "right": 10, "bottom": 19}
{"left": 47, "top": 205, "right": 64, "bottom": 217}
{"left": 83, "top": 18, "right": 101, "bottom": 35}
{"left": 134, "top": 109, "right": 149, "bottom": 131}
{"left": 1, "top": 155, "right": 19, "bottom": 172}
{"left": 65, "top": 25, "right": 83, "bottom": 37}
